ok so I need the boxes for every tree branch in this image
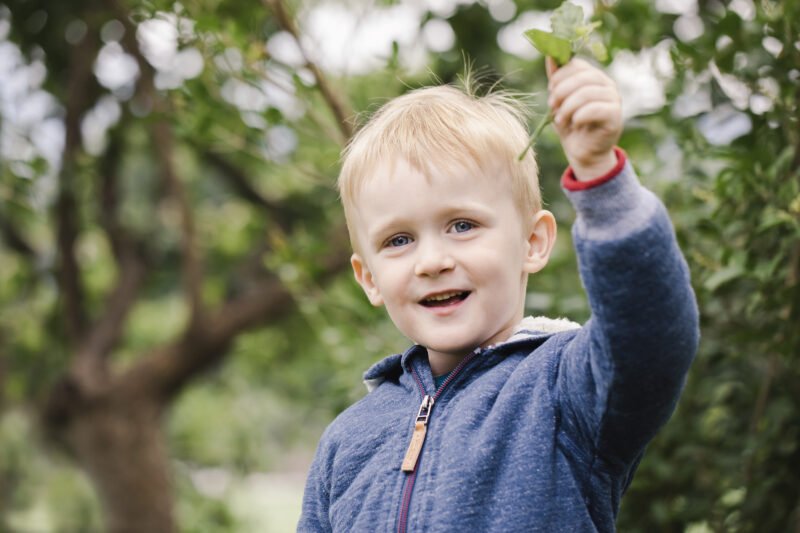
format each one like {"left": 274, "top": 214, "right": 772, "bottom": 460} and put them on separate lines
{"left": 69, "top": 133, "right": 151, "bottom": 391}
{"left": 263, "top": 0, "right": 354, "bottom": 141}
{"left": 134, "top": 272, "right": 293, "bottom": 401}
{"left": 123, "top": 223, "right": 352, "bottom": 400}
{"left": 0, "top": 353, "right": 6, "bottom": 409}
{"left": 151, "top": 119, "right": 206, "bottom": 325}
{"left": 98, "top": 132, "right": 127, "bottom": 262}
{"left": 742, "top": 353, "right": 781, "bottom": 489}
{"left": 56, "top": 24, "right": 103, "bottom": 345}
{"left": 0, "top": 211, "right": 38, "bottom": 260}
{"left": 70, "top": 249, "right": 149, "bottom": 392}
{"left": 201, "top": 150, "right": 295, "bottom": 233}
{"left": 110, "top": 0, "right": 205, "bottom": 327}
{"left": 56, "top": 174, "right": 87, "bottom": 344}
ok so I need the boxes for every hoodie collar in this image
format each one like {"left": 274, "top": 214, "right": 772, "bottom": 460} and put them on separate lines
{"left": 362, "top": 316, "right": 580, "bottom": 392}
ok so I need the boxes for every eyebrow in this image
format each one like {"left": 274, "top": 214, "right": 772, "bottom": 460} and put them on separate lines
{"left": 366, "top": 216, "right": 415, "bottom": 250}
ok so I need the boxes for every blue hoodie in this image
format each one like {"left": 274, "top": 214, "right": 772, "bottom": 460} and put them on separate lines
{"left": 298, "top": 160, "right": 699, "bottom": 532}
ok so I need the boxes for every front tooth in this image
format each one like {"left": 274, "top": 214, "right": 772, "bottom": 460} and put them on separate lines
{"left": 430, "top": 291, "right": 458, "bottom": 301}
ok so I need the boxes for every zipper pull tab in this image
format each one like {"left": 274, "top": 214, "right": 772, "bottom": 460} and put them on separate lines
{"left": 401, "top": 395, "right": 434, "bottom": 472}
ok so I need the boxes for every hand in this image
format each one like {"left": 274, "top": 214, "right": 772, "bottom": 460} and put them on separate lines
{"left": 546, "top": 57, "right": 622, "bottom": 180}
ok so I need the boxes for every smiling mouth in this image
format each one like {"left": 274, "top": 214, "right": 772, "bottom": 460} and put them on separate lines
{"left": 420, "top": 291, "right": 471, "bottom": 307}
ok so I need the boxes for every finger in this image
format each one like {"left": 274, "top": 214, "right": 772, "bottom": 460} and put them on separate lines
{"left": 549, "top": 62, "right": 615, "bottom": 98}
{"left": 545, "top": 56, "right": 558, "bottom": 79}
{"left": 554, "top": 84, "right": 618, "bottom": 121}
{"left": 548, "top": 68, "right": 615, "bottom": 110}
{"left": 570, "top": 101, "right": 623, "bottom": 130}
{"left": 554, "top": 85, "right": 618, "bottom": 127}
{"left": 547, "top": 57, "right": 594, "bottom": 88}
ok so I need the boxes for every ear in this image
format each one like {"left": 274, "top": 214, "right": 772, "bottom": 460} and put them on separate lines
{"left": 351, "top": 253, "right": 384, "bottom": 306}
{"left": 523, "top": 210, "right": 557, "bottom": 274}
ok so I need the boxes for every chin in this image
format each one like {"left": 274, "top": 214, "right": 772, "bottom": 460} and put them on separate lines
{"left": 424, "top": 339, "right": 481, "bottom": 357}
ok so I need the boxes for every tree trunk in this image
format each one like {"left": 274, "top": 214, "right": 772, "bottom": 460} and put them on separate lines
{"left": 47, "top": 382, "right": 174, "bottom": 533}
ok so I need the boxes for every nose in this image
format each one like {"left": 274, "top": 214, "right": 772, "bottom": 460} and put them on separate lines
{"left": 414, "top": 239, "right": 455, "bottom": 277}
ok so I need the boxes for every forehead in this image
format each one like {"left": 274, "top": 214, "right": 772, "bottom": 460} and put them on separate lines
{"left": 356, "top": 153, "right": 508, "bottom": 200}
{"left": 350, "top": 156, "right": 519, "bottom": 244}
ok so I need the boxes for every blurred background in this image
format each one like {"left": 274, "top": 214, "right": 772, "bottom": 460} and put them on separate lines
{"left": 0, "top": 0, "right": 798, "bottom": 531}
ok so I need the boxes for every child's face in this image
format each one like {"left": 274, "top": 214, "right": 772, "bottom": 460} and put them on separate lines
{"left": 350, "top": 157, "right": 554, "bottom": 362}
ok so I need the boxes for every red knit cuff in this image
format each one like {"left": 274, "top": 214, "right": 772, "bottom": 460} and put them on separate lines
{"left": 561, "top": 147, "right": 627, "bottom": 191}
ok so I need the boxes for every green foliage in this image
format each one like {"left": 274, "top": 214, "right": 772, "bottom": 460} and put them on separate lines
{"left": 0, "top": 410, "right": 102, "bottom": 532}
{"left": 611, "top": 2, "right": 800, "bottom": 531}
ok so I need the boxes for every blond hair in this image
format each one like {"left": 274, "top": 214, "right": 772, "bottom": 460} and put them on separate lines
{"left": 338, "top": 84, "right": 540, "bottom": 250}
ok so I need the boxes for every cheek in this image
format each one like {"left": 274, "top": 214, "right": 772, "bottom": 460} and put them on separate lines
{"left": 478, "top": 252, "right": 528, "bottom": 292}
{"left": 371, "top": 261, "right": 405, "bottom": 297}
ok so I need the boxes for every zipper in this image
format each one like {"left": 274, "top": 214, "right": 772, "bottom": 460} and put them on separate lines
{"left": 396, "top": 348, "right": 482, "bottom": 533}
{"left": 400, "top": 394, "right": 434, "bottom": 472}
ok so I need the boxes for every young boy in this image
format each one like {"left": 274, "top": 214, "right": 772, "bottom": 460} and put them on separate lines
{"left": 298, "top": 58, "right": 699, "bottom": 532}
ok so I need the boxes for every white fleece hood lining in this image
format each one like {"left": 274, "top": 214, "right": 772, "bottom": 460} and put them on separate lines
{"left": 363, "top": 316, "right": 580, "bottom": 392}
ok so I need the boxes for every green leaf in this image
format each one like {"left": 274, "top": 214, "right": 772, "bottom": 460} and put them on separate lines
{"left": 756, "top": 207, "right": 795, "bottom": 233}
{"left": 589, "top": 40, "right": 609, "bottom": 62}
{"left": 704, "top": 265, "right": 745, "bottom": 292}
{"left": 523, "top": 29, "right": 572, "bottom": 65}
{"left": 551, "top": 2, "right": 585, "bottom": 40}
{"left": 522, "top": 3, "right": 605, "bottom": 65}
{"left": 576, "top": 21, "right": 602, "bottom": 37}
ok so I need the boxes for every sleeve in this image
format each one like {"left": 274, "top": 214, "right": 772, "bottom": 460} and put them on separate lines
{"left": 297, "top": 432, "right": 334, "bottom": 533}
{"left": 556, "top": 152, "right": 700, "bottom": 471}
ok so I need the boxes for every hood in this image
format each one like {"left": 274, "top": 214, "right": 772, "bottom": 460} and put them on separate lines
{"left": 362, "top": 315, "right": 581, "bottom": 392}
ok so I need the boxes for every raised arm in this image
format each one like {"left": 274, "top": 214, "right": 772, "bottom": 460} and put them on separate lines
{"left": 547, "top": 58, "right": 699, "bottom": 467}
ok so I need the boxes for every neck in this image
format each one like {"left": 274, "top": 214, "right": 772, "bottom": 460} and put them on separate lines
{"left": 426, "top": 318, "right": 521, "bottom": 376}
{"left": 427, "top": 350, "right": 468, "bottom": 376}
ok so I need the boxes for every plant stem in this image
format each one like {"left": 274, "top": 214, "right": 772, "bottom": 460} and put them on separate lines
{"left": 519, "top": 109, "right": 554, "bottom": 160}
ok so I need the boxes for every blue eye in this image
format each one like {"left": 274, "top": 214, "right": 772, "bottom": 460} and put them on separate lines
{"left": 387, "top": 235, "right": 412, "bottom": 248}
{"left": 451, "top": 220, "right": 475, "bottom": 233}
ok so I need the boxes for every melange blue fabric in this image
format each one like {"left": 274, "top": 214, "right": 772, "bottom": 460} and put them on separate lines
{"left": 298, "top": 162, "right": 700, "bottom": 532}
